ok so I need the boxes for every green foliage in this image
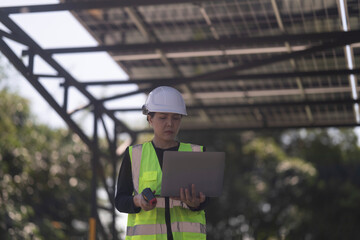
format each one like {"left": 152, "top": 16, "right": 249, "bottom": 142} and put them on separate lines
{"left": 282, "top": 129, "right": 360, "bottom": 239}
{"left": 0, "top": 89, "right": 92, "bottom": 239}
{"left": 179, "top": 128, "right": 360, "bottom": 240}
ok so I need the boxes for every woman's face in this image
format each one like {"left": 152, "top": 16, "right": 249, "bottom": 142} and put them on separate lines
{"left": 148, "top": 112, "right": 182, "bottom": 143}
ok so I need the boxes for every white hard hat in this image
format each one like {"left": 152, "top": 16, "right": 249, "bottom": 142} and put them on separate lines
{"left": 142, "top": 86, "right": 187, "bottom": 115}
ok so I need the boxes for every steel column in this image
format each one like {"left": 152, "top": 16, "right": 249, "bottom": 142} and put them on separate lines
{"left": 89, "top": 109, "right": 99, "bottom": 240}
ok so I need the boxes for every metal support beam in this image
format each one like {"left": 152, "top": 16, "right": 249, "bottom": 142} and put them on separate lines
{"left": 0, "top": 12, "right": 136, "bottom": 140}
{"left": 111, "top": 98, "right": 360, "bottom": 112}
{"left": 136, "top": 122, "right": 360, "bottom": 133}
{"left": 0, "top": 36, "right": 93, "bottom": 147}
{"left": 0, "top": 29, "right": 27, "bottom": 45}
{"left": 0, "top": 0, "right": 208, "bottom": 14}
{"left": 63, "top": 82, "right": 69, "bottom": 111}
{"left": 111, "top": 125, "right": 118, "bottom": 240}
{"left": 271, "top": 0, "right": 313, "bottom": 123}
{"left": 100, "top": 34, "right": 360, "bottom": 102}
{"left": 74, "top": 68, "right": 360, "bottom": 86}
{"left": 24, "top": 30, "right": 360, "bottom": 55}
{"left": 192, "top": 36, "right": 360, "bottom": 83}
{"left": 89, "top": 110, "right": 99, "bottom": 240}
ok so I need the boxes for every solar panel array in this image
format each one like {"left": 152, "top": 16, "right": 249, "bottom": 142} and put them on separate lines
{"left": 67, "top": 0, "right": 360, "bottom": 131}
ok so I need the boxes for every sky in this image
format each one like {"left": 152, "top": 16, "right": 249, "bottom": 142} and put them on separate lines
{"left": 0, "top": 0, "right": 139, "bottom": 236}
{"left": 0, "top": 0, "right": 147, "bottom": 132}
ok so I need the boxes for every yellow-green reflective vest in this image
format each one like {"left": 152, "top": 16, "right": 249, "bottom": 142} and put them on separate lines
{"left": 126, "top": 142, "right": 206, "bottom": 240}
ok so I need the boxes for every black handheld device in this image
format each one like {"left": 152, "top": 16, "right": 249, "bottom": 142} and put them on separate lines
{"left": 141, "top": 188, "right": 157, "bottom": 205}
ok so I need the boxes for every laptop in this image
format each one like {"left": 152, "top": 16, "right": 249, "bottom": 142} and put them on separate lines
{"left": 161, "top": 151, "right": 225, "bottom": 197}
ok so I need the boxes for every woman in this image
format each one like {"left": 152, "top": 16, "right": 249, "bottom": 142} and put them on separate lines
{"left": 115, "top": 86, "right": 209, "bottom": 240}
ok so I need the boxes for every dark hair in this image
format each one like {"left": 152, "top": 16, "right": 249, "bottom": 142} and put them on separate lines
{"left": 147, "top": 112, "right": 155, "bottom": 122}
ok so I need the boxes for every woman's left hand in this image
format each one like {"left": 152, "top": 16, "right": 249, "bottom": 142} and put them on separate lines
{"left": 171, "top": 184, "right": 206, "bottom": 209}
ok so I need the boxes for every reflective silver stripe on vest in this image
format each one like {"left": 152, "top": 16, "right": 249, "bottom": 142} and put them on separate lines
{"left": 156, "top": 198, "right": 190, "bottom": 209}
{"left": 190, "top": 144, "right": 202, "bottom": 152}
{"left": 131, "top": 144, "right": 142, "bottom": 195}
{"left": 127, "top": 222, "right": 206, "bottom": 236}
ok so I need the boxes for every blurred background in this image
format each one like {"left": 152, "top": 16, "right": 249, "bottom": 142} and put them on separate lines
{"left": 1, "top": 0, "right": 360, "bottom": 239}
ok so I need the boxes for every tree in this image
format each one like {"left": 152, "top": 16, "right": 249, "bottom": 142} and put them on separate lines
{"left": 179, "top": 128, "right": 360, "bottom": 239}
{"left": 0, "top": 87, "right": 93, "bottom": 239}
{"left": 281, "top": 128, "right": 360, "bottom": 239}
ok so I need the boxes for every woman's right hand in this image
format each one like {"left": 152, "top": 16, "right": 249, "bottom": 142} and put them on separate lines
{"left": 133, "top": 194, "right": 157, "bottom": 211}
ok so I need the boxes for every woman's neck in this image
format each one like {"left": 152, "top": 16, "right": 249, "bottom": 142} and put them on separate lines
{"left": 152, "top": 138, "right": 178, "bottom": 149}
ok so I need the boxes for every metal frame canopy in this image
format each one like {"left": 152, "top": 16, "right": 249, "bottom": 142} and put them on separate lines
{"left": 1, "top": 0, "right": 360, "bottom": 239}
